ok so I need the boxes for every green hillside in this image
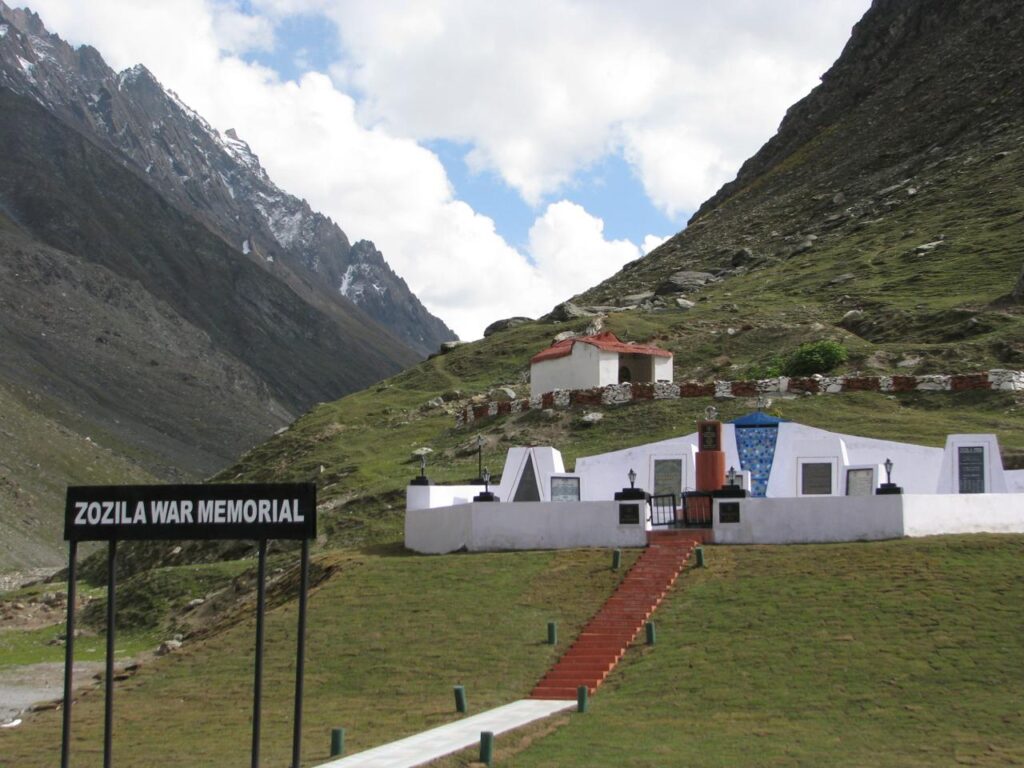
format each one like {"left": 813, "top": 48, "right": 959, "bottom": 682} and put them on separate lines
{"left": 2, "top": 538, "right": 1020, "bottom": 766}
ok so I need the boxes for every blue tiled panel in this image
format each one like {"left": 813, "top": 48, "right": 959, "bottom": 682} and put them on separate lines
{"left": 735, "top": 426, "right": 778, "bottom": 497}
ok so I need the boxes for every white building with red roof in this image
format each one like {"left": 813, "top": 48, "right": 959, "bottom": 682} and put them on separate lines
{"left": 529, "top": 331, "right": 673, "bottom": 398}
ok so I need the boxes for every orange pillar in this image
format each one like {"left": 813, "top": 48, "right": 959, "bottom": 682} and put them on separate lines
{"left": 695, "top": 420, "right": 726, "bottom": 492}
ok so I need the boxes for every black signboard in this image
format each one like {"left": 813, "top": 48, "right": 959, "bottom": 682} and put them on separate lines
{"left": 719, "top": 502, "right": 741, "bottom": 524}
{"left": 61, "top": 482, "right": 316, "bottom": 768}
{"left": 65, "top": 483, "right": 316, "bottom": 542}
{"left": 619, "top": 503, "right": 641, "bottom": 525}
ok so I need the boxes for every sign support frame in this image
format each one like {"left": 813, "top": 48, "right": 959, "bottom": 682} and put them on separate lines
{"left": 59, "top": 483, "right": 316, "bottom": 768}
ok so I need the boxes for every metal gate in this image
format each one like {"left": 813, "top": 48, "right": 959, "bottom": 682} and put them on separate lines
{"left": 648, "top": 492, "right": 713, "bottom": 528}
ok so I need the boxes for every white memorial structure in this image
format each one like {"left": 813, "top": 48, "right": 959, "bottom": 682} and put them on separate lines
{"left": 406, "top": 413, "right": 1024, "bottom": 553}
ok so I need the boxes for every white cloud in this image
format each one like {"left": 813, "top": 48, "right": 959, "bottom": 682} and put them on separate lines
{"left": 528, "top": 201, "right": 640, "bottom": 290}
{"left": 25, "top": 0, "right": 871, "bottom": 340}
{"left": 642, "top": 234, "right": 669, "bottom": 255}
{"left": 321, "top": 0, "right": 870, "bottom": 212}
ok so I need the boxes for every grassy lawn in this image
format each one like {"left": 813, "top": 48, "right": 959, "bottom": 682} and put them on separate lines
{"left": 0, "top": 546, "right": 637, "bottom": 767}
{"left": 483, "top": 535, "right": 1024, "bottom": 767}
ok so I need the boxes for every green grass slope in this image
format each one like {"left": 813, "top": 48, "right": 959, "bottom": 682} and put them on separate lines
{"left": 0, "top": 547, "right": 637, "bottom": 767}
{"left": 442, "top": 536, "right": 1024, "bottom": 767}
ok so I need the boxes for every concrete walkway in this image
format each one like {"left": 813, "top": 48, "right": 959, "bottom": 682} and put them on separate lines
{"left": 316, "top": 699, "right": 575, "bottom": 768}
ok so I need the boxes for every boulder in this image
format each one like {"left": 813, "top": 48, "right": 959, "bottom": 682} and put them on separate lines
{"left": 429, "top": 341, "right": 466, "bottom": 358}
{"left": 552, "top": 330, "right": 577, "bottom": 343}
{"left": 483, "top": 317, "right": 532, "bottom": 337}
{"left": 489, "top": 387, "right": 517, "bottom": 402}
{"left": 654, "top": 270, "right": 717, "bottom": 296}
{"left": 675, "top": 298, "right": 696, "bottom": 310}
{"left": 579, "top": 412, "right": 604, "bottom": 427}
{"left": 156, "top": 639, "right": 182, "bottom": 656}
{"left": 619, "top": 291, "right": 655, "bottom": 306}
{"left": 545, "top": 301, "right": 595, "bottom": 322}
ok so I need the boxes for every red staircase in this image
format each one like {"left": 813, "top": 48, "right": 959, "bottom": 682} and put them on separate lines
{"left": 530, "top": 530, "right": 709, "bottom": 700}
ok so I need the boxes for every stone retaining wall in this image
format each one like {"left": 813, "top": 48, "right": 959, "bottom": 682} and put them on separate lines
{"left": 455, "top": 370, "right": 1024, "bottom": 428}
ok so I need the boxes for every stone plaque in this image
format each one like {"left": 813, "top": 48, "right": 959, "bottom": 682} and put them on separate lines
{"left": 618, "top": 503, "right": 641, "bottom": 525}
{"left": 719, "top": 502, "right": 741, "bottom": 524}
{"left": 550, "top": 476, "right": 581, "bottom": 502}
{"left": 845, "top": 468, "right": 874, "bottom": 497}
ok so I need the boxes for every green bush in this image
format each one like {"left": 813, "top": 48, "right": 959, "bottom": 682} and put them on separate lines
{"left": 783, "top": 340, "right": 848, "bottom": 376}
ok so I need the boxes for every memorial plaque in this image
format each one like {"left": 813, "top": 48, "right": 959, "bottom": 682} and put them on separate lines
{"left": 550, "top": 476, "right": 581, "bottom": 502}
{"left": 699, "top": 421, "right": 721, "bottom": 452}
{"left": 618, "top": 503, "right": 641, "bottom": 525}
{"left": 719, "top": 502, "right": 741, "bottom": 524}
{"left": 958, "top": 446, "right": 985, "bottom": 494}
{"left": 653, "top": 459, "right": 683, "bottom": 497}
{"left": 800, "top": 462, "right": 833, "bottom": 495}
{"left": 845, "top": 468, "right": 874, "bottom": 497}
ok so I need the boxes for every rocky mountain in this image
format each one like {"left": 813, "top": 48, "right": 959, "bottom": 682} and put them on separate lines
{"left": 0, "top": 2, "right": 454, "bottom": 357}
{"left": 0, "top": 2, "right": 455, "bottom": 569}
{"left": 573, "top": 0, "right": 1023, "bottom": 372}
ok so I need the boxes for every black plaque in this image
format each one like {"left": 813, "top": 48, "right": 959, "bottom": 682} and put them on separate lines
{"left": 958, "top": 446, "right": 985, "bottom": 494}
{"left": 800, "top": 463, "right": 832, "bottom": 495}
{"left": 619, "top": 503, "right": 641, "bottom": 525}
{"left": 65, "top": 483, "right": 317, "bottom": 542}
{"left": 699, "top": 421, "right": 721, "bottom": 451}
{"left": 719, "top": 502, "right": 741, "bottom": 524}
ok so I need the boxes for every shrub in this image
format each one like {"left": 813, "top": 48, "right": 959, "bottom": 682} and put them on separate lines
{"left": 783, "top": 340, "right": 848, "bottom": 376}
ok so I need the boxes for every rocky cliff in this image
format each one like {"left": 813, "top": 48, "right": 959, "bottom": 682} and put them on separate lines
{"left": 0, "top": 1, "right": 455, "bottom": 357}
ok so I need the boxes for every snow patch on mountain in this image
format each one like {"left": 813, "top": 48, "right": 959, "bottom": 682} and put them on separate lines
{"left": 0, "top": 24, "right": 9, "bottom": 37}
{"left": 340, "top": 263, "right": 386, "bottom": 300}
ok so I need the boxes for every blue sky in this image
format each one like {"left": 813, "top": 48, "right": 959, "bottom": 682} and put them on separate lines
{"left": 28, "top": 0, "right": 872, "bottom": 339}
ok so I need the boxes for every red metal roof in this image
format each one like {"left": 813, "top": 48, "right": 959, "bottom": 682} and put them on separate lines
{"left": 530, "top": 331, "right": 673, "bottom": 364}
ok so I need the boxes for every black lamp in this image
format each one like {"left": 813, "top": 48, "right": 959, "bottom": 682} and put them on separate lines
{"left": 473, "top": 466, "right": 497, "bottom": 502}
{"left": 410, "top": 450, "right": 431, "bottom": 485}
{"left": 615, "top": 467, "right": 647, "bottom": 501}
{"left": 476, "top": 435, "right": 485, "bottom": 483}
{"left": 877, "top": 456, "right": 902, "bottom": 495}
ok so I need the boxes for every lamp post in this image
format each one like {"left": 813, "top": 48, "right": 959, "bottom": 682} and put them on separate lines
{"left": 473, "top": 467, "right": 497, "bottom": 502}
{"left": 476, "top": 435, "right": 485, "bottom": 483}
{"left": 628, "top": 468, "right": 637, "bottom": 489}
{"left": 877, "top": 457, "right": 902, "bottom": 495}
{"left": 410, "top": 450, "right": 431, "bottom": 486}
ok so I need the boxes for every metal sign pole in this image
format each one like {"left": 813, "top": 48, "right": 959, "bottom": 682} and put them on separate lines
{"left": 103, "top": 539, "right": 117, "bottom": 768}
{"left": 251, "top": 539, "right": 268, "bottom": 768}
{"left": 291, "top": 539, "right": 310, "bottom": 768}
{"left": 60, "top": 540, "right": 78, "bottom": 768}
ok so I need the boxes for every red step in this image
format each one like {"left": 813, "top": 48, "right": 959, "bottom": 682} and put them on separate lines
{"left": 530, "top": 533, "right": 702, "bottom": 700}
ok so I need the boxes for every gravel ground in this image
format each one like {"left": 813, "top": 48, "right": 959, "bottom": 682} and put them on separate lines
{"left": 0, "top": 661, "right": 103, "bottom": 724}
{"left": 0, "top": 567, "right": 60, "bottom": 594}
